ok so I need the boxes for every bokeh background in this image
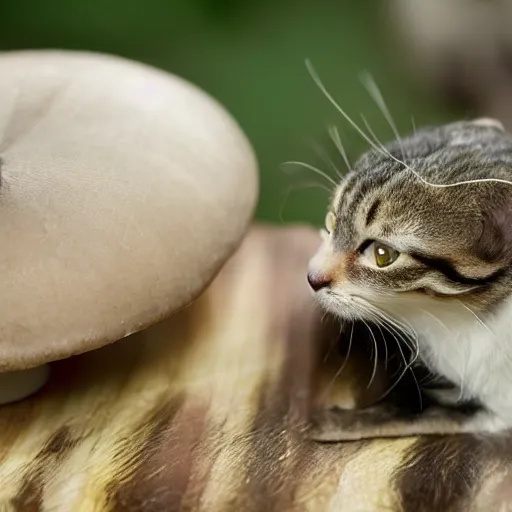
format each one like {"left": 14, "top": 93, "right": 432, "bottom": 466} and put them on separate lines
{"left": 0, "top": 0, "right": 469, "bottom": 225}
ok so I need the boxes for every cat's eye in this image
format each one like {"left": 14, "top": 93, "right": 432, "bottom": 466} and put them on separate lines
{"left": 325, "top": 212, "right": 336, "bottom": 234}
{"left": 373, "top": 242, "right": 400, "bottom": 268}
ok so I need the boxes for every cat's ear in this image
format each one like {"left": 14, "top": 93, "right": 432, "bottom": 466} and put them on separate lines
{"left": 476, "top": 200, "right": 512, "bottom": 262}
{"left": 472, "top": 118, "right": 505, "bottom": 131}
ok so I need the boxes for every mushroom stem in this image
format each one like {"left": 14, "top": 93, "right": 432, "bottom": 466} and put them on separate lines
{"left": 0, "top": 365, "right": 50, "bottom": 405}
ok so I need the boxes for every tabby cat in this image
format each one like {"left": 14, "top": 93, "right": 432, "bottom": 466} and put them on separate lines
{"left": 308, "top": 117, "right": 512, "bottom": 441}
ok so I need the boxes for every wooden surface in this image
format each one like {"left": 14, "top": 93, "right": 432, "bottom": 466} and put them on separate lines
{"left": 1, "top": 224, "right": 512, "bottom": 511}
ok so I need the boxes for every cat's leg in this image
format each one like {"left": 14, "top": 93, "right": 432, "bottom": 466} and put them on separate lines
{"left": 309, "top": 403, "right": 507, "bottom": 442}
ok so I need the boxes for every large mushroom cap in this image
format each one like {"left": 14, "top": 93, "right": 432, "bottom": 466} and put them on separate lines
{"left": 0, "top": 50, "right": 258, "bottom": 371}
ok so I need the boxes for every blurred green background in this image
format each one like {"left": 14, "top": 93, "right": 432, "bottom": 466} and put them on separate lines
{"left": 0, "top": 0, "right": 459, "bottom": 225}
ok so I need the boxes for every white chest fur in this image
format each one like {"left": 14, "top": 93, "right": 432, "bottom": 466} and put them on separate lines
{"left": 401, "top": 297, "right": 512, "bottom": 424}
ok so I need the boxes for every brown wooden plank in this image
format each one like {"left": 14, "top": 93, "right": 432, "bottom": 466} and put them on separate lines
{"left": 0, "top": 224, "right": 511, "bottom": 511}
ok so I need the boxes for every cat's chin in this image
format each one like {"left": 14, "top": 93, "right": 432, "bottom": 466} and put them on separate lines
{"left": 313, "top": 291, "right": 367, "bottom": 322}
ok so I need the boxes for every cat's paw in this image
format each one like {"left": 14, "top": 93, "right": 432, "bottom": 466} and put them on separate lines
{"left": 309, "top": 404, "right": 404, "bottom": 442}
{"left": 309, "top": 408, "right": 374, "bottom": 442}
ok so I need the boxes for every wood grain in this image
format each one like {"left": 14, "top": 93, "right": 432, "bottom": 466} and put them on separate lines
{"left": 0, "top": 224, "right": 511, "bottom": 511}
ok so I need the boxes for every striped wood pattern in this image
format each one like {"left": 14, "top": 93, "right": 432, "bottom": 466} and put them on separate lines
{"left": 0, "top": 224, "right": 511, "bottom": 511}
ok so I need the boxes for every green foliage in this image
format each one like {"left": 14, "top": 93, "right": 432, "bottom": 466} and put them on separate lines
{"left": 0, "top": 0, "right": 457, "bottom": 225}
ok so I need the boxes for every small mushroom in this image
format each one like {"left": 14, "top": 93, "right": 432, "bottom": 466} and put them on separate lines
{"left": 0, "top": 50, "right": 258, "bottom": 402}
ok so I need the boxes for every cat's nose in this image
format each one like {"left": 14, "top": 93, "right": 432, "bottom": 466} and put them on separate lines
{"left": 307, "top": 272, "right": 332, "bottom": 291}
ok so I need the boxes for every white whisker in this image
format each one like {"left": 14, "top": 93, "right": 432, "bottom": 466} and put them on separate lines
{"left": 423, "top": 176, "right": 512, "bottom": 188}
{"left": 372, "top": 307, "right": 419, "bottom": 357}
{"left": 305, "top": 60, "right": 388, "bottom": 158}
{"left": 379, "top": 321, "right": 421, "bottom": 405}
{"left": 327, "top": 125, "right": 353, "bottom": 173}
{"left": 419, "top": 308, "right": 451, "bottom": 333}
{"left": 339, "top": 321, "right": 355, "bottom": 376}
{"left": 281, "top": 161, "right": 338, "bottom": 188}
{"left": 323, "top": 321, "right": 355, "bottom": 396}
{"left": 359, "top": 70, "right": 405, "bottom": 161}
{"left": 360, "top": 114, "right": 385, "bottom": 151}
{"left": 361, "top": 320, "right": 379, "bottom": 390}
{"left": 359, "top": 302, "right": 423, "bottom": 409}
{"left": 457, "top": 300, "right": 494, "bottom": 335}
{"left": 308, "top": 139, "right": 343, "bottom": 179}
{"left": 410, "top": 364, "right": 424, "bottom": 411}
{"left": 374, "top": 322, "right": 389, "bottom": 368}
{"left": 306, "top": 59, "right": 512, "bottom": 190}
{"left": 328, "top": 292, "right": 424, "bottom": 409}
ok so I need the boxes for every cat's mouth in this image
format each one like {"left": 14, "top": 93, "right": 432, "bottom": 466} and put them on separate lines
{"left": 313, "top": 287, "right": 382, "bottom": 322}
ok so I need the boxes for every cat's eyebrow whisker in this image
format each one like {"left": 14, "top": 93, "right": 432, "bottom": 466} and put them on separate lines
{"left": 411, "top": 116, "right": 417, "bottom": 134}
{"left": 327, "top": 125, "right": 353, "bottom": 173}
{"left": 308, "top": 139, "right": 344, "bottom": 179}
{"left": 359, "top": 108, "right": 512, "bottom": 191}
{"left": 306, "top": 59, "right": 440, "bottom": 191}
{"left": 422, "top": 176, "right": 512, "bottom": 189}
{"left": 360, "top": 114, "right": 391, "bottom": 155}
{"left": 359, "top": 70, "right": 406, "bottom": 162}
{"left": 281, "top": 161, "right": 338, "bottom": 188}
{"left": 358, "top": 115, "right": 451, "bottom": 190}
{"left": 359, "top": 113, "right": 426, "bottom": 191}
{"left": 305, "top": 60, "right": 389, "bottom": 160}
{"left": 359, "top": 114, "right": 421, "bottom": 196}
{"left": 307, "top": 59, "right": 512, "bottom": 190}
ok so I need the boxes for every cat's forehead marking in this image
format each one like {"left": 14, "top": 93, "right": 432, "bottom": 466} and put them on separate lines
{"left": 331, "top": 172, "right": 360, "bottom": 213}
{"left": 326, "top": 118, "right": 512, "bottom": 261}
{"left": 331, "top": 185, "right": 344, "bottom": 212}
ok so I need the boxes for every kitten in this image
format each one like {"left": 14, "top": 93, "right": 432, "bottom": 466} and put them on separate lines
{"left": 308, "top": 117, "right": 512, "bottom": 441}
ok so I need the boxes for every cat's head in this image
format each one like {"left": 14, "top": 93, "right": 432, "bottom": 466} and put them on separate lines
{"left": 308, "top": 118, "right": 512, "bottom": 327}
